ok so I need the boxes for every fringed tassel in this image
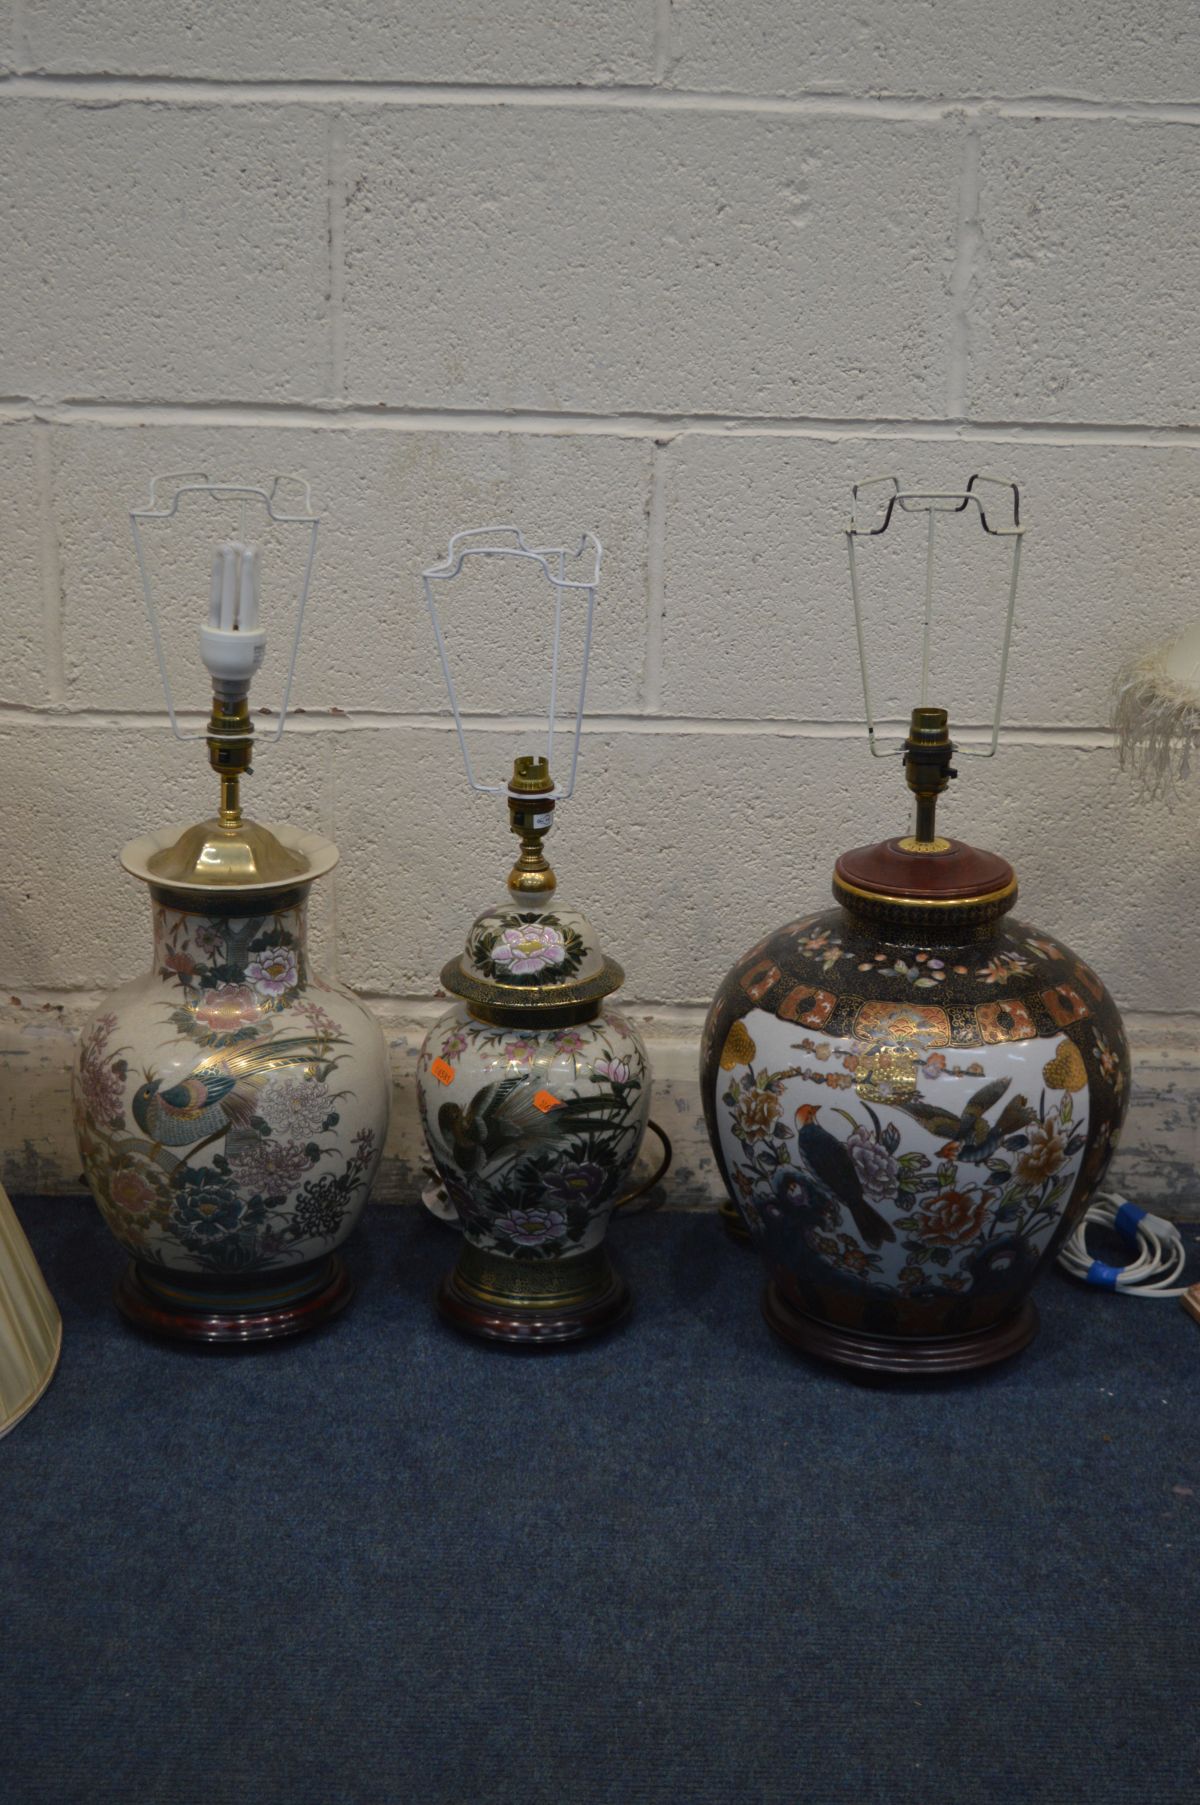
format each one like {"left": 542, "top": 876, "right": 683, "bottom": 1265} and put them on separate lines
{"left": 1112, "top": 651, "right": 1200, "bottom": 799}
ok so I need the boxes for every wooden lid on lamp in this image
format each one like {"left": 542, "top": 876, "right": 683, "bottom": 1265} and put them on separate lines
{"left": 833, "top": 836, "right": 1017, "bottom": 933}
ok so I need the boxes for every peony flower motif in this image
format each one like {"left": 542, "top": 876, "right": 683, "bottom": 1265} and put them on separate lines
{"left": 228, "top": 1136, "right": 312, "bottom": 1198}
{"left": 491, "top": 1206, "right": 568, "bottom": 1246}
{"left": 845, "top": 1123, "right": 898, "bottom": 1204}
{"left": 174, "top": 1185, "right": 245, "bottom": 1241}
{"left": 733, "top": 1086, "right": 781, "bottom": 1140}
{"left": 543, "top": 1162, "right": 606, "bottom": 1204}
{"left": 258, "top": 1074, "right": 335, "bottom": 1140}
{"left": 593, "top": 1055, "right": 630, "bottom": 1084}
{"left": 550, "top": 1028, "right": 586, "bottom": 1056}
{"left": 195, "top": 983, "right": 261, "bottom": 1035}
{"left": 245, "top": 946, "right": 299, "bottom": 997}
{"left": 502, "top": 1039, "right": 537, "bottom": 1067}
{"left": 915, "top": 1188, "right": 991, "bottom": 1249}
{"left": 1016, "top": 1118, "right": 1067, "bottom": 1188}
{"left": 109, "top": 1163, "right": 160, "bottom": 1215}
{"left": 440, "top": 1027, "right": 469, "bottom": 1063}
{"left": 490, "top": 924, "right": 567, "bottom": 976}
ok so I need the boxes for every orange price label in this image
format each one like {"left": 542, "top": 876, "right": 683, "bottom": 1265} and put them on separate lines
{"left": 430, "top": 1057, "right": 455, "bottom": 1086}
{"left": 532, "top": 1089, "right": 563, "bottom": 1113}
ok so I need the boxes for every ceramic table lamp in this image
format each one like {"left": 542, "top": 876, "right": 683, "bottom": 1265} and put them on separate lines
{"left": 72, "top": 476, "right": 389, "bottom": 1343}
{"left": 0, "top": 1182, "right": 61, "bottom": 1436}
{"left": 701, "top": 477, "right": 1129, "bottom": 1377}
{"left": 415, "top": 528, "right": 666, "bottom": 1345}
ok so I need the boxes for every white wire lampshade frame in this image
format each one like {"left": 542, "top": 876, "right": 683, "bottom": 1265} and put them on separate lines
{"left": 422, "top": 526, "right": 603, "bottom": 800}
{"left": 129, "top": 472, "right": 320, "bottom": 745}
{"left": 845, "top": 472, "right": 1024, "bottom": 760}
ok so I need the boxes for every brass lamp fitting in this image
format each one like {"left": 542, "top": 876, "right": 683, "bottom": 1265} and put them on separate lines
{"left": 901, "top": 706, "right": 956, "bottom": 851}
{"left": 207, "top": 692, "right": 255, "bottom": 830}
{"left": 507, "top": 755, "right": 557, "bottom": 897}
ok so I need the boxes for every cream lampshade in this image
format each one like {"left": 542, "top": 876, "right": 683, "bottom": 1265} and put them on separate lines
{"left": 0, "top": 1181, "right": 61, "bottom": 1437}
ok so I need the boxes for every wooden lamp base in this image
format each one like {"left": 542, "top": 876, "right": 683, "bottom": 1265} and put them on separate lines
{"left": 115, "top": 1254, "right": 353, "bottom": 1345}
{"left": 762, "top": 1282, "right": 1039, "bottom": 1379}
{"left": 437, "top": 1242, "right": 630, "bottom": 1347}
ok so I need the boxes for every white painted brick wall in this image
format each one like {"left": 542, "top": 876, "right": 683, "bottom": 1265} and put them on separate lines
{"left": 2, "top": 5, "right": 1199, "bottom": 1207}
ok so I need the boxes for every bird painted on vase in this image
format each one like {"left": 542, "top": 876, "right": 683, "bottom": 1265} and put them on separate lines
{"left": 887, "top": 1076, "right": 1035, "bottom": 1164}
{"left": 794, "top": 1104, "right": 896, "bottom": 1249}
{"left": 132, "top": 1035, "right": 319, "bottom": 1151}
{"left": 437, "top": 1076, "right": 625, "bottom": 1176}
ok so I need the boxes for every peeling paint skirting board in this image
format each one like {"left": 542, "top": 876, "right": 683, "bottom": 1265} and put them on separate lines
{"left": 3, "top": 998, "right": 1198, "bottom": 1217}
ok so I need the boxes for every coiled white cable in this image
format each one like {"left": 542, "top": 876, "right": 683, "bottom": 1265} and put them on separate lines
{"left": 1057, "top": 1193, "right": 1191, "bottom": 1297}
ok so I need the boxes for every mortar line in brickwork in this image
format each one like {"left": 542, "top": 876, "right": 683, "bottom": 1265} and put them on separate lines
{"left": 26, "top": 398, "right": 1200, "bottom": 449}
{"left": 0, "top": 704, "right": 1118, "bottom": 750}
{"left": 640, "top": 441, "right": 669, "bottom": 712}
{"left": 946, "top": 123, "right": 982, "bottom": 419}
{"left": 31, "top": 423, "right": 65, "bottom": 706}
{"left": 326, "top": 112, "right": 347, "bottom": 399}
{"left": 4, "top": 73, "right": 1200, "bottom": 127}
{"left": 653, "top": 0, "right": 675, "bottom": 86}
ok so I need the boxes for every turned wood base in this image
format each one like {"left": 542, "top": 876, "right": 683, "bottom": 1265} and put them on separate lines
{"left": 437, "top": 1243, "right": 631, "bottom": 1348}
{"left": 115, "top": 1254, "right": 353, "bottom": 1345}
{"left": 762, "top": 1282, "right": 1039, "bottom": 1379}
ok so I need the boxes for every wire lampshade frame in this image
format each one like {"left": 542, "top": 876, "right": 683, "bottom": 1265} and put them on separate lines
{"left": 129, "top": 472, "right": 320, "bottom": 746}
{"left": 845, "top": 472, "right": 1024, "bottom": 760}
{"left": 422, "top": 525, "right": 603, "bottom": 800}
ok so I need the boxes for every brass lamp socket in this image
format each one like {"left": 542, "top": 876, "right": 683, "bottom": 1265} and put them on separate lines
{"left": 903, "top": 706, "right": 957, "bottom": 848}
{"left": 507, "top": 755, "right": 557, "bottom": 897}
{"left": 207, "top": 692, "right": 254, "bottom": 829}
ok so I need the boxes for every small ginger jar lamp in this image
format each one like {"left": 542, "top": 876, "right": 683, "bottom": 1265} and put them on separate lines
{"left": 701, "top": 477, "right": 1129, "bottom": 1377}
{"left": 416, "top": 528, "right": 665, "bottom": 1346}
{"left": 73, "top": 476, "right": 389, "bottom": 1343}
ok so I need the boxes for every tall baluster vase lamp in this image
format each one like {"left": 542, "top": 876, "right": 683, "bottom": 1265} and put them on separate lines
{"left": 701, "top": 477, "right": 1129, "bottom": 1377}
{"left": 416, "top": 528, "right": 667, "bottom": 1345}
{"left": 73, "top": 476, "right": 390, "bottom": 1343}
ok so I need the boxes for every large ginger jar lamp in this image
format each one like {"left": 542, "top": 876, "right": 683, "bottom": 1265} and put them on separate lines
{"left": 73, "top": 476, "right": 389, "bottom": 1343}
{"left": 415, "top": 528, "right": 665, "bottom": 1346}
{"left": 701, "top": 477, "right": 1129, "bottom": 1377}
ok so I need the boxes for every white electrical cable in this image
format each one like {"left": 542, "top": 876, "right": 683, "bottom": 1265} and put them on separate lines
{"left": 1056, "top": 1194, "right": 1192, "bottom": 1297}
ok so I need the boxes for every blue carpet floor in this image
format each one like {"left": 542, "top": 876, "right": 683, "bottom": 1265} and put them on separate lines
{"left": 2, "top": 1196, "right": 1198, "bottom": 1805}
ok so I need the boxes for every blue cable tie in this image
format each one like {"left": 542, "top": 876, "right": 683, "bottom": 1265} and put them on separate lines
{"left": 1086, "top": 1260, "right": 1123, "bottom": 1290}
{"left": 1114, "top": 1201, "right": 1146, "bottom": 1246}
